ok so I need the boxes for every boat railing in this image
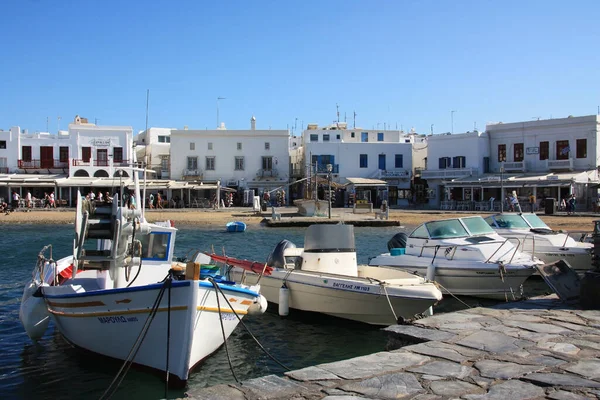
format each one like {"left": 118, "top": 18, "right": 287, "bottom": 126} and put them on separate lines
{"left": 415, "top": 239, "right": 521, "bottom": 265}
{"left": 501, "top": 234, "right": 537, "bottom": 261}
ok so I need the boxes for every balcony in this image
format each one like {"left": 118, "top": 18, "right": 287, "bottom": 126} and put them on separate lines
{"left": 257, "top": 168, "right": 279, "bottom": 178}
{"left": 421, "top": 168, "right": 474, "bottom": 180}
{"left": 290, "top": 167, "right": 304, "bottom": 178}
{"left": 315, "top": 164, "right": 339, "bottom": 174}
{"left": 72, "top": 159, "right": 92, "bottom": 166}
{"left": 502, "top": 161, "right": 525, "bottom": 172}
{"left": 19, "top": 159, "right": 69, "bottom": 169}
{"left": 546, "top": 158, "right": 573, "bottom": 171}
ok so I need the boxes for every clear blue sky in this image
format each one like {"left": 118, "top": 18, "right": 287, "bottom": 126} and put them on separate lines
{"left": 1, "top": 1, "right": 599, "bottom": 136}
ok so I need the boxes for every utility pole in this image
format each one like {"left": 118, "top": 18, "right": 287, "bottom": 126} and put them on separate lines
{"left": 336, "top": 103, "right": 340, "bottom": 124}
{"left": 353, "top": 111, "right": 356, "bottom": 128}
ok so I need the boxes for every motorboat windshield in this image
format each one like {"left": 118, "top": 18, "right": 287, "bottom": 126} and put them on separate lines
{"left": 411, "top": 216, "right": 495, "bottom": 240}
{"left": 485, "top": 213, "right": 550, "bottom": 230}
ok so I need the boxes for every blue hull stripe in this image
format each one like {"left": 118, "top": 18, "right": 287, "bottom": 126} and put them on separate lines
{"left": 198, "top": 281, "right": 259, "bottom": 297}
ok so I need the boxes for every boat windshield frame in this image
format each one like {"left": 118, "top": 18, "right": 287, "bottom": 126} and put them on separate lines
{"left": 425, "top": 219, "right": 470, "bottom": 239}
{"left": 522, "top": 213, "right": 550, "bottom": 229}
{"left": 461, "top": 216, "right": 496, "bottom": 236}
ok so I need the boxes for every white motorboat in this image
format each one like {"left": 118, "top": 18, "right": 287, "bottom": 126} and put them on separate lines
{"left": 293, "top": 198, "right": 329, "bottom": 217}
{"left": 207, "top": 224, "right": 443, "bottom": 326}
{"left": 483, "top": 212, "right": 593, "bottom": 274}
{"left": 368, "top": 216, "right": 544, "bottom": 299}
{"left": 19, "top": 168, "right": 266, "bottom": 385}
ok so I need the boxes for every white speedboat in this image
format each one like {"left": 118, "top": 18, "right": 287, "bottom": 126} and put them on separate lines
{"left": 484, "top": 213, "right": 593, "bottom": 274}
{"left": 206, "top": 224, "right": 442, "bottom": 326}
{"left": 19, "top": 170, "right": 266, "bottom": 385}
{"left": 293, "top": 198, "right": 329, "bottom": 216}
{"left": 368, "top": 216, "right": 543, "bottom": 299}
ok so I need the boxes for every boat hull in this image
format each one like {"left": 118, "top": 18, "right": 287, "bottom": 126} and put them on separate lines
{"left": 44, "top": 280, "right": 258, "bottom": 382}
{"left": 229, "top": 268, "right": 441, "bottom": 325}
{"left": 293, "top": 199, "right": 329, "bottom": 217}
{"left": 369, "top": 255, "right": 535, "bottom": 300}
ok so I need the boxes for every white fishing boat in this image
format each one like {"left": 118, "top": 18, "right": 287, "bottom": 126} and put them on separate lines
{"left": 206, "top": 224, "right": 442, "bottom": 326}
{"left": 19, "top": 165, "right": 267, "bottom": 385}
{"left": 483, "top": 212, "right": 593, "bottom": 274}
{"left": 368, "top": 216, "right": 544, "bottom": 299}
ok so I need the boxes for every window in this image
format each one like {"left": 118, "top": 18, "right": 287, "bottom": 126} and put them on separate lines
{"left": 361, "top": 132, "right": 368, "bottom": 142}
{"left": 377, "top": 132, "right": 384, "bottom": 141}
{"left": 160, "top": 156, "right": 169, "bottom": 171}
{"left": 514, "top": 143, "right": 524, "bottom": 162}
{"left": 351, "top": 132, "right": 355, "bottom": 138}
{"left": 208, "top": 142, "right": 213, "bottom": 150}
{"left": 138, "top": 232, "right": 170, "bottom": 261}
{"left": 187, "top": 156, "right": 197, "bottom": 170}
{"left": 452, "top": 156, "right": 466, "bottom": 168}
{"left": 576, "top": 139, "right": 587, "bottom": 158}
{"left": 206, "top": 156, "right": 215, "bottom": 170}
{"left": 237, "top": 142, "right": 242, "bottom": 150}
{"left": 438, "top": 157, "right": 451, "bottom": 169}
{"left": 498, "top": 144, "right": 506, "bottom": 162}
{"left": 22, "top": 146, "right": 32, "bottom": 162}
{"left": 235, "top": 156, "right": 244, "bottom": 171}
{"left": 158, "top": 136, "right": 166, "bottom": 143}
{"left": 265, "top": 142, "right": 270, "bottom": 150}
{"left": 59, "top": 146, "right": 69, "bottom": 162}
{"left": 190, "top": 142, "right": 195, "bottom": 151}
{"left": 395, "top": 154, "right": 403, "bottom": 168}
{"left": 359, "top": 154, "right": 368, "bottom": 168}
{"left": 82, "top": 147, "right": 91, "bottom": 162}
{"left": 323, "top": 134, "right": 330, "bottom": 142}
{"left": 336, "top": 134, "right": 340, "bottom": 140}
{"left": 0, "top": 141, "right": 6, "bottom": 149}
{"left": 483, "top": 157, "right": 490, "bottom": 173}
{"left": 556, "top": 140, "right": 570, "bottom": 160}
{"left": 540, "top": 141, "right": 549, "bottom": 160}
{"left": 262, "top": 156, "right": 273, "bottom": 170}
{"left": 378, "top": 154, "right": 386, "bottom": 170}
{"left": 310, "top": 134, "right": 318, "bottom": 142}
{"left": 113, "top": 147, "right": 123, "bottom": 163}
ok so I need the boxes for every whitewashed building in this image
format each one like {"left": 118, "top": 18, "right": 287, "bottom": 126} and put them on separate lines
{"left": 300, "top": 123, "right": 414, "bottom": 207}
{"left": 424, "top": 115, "right": 600, "bottom": 211}
{"left": 170, "top": 117, "right": 290, "bottom": 204}
{"left": 134, "top": 127, "right": 173, "bottom": 179}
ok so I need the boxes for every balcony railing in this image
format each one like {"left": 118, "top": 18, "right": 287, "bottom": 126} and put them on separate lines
{"left": 257, "top": 168, "right": 279, "bottom": 178}
{"left": 19, "top": 159, "right": 70, "bottom": 169}
{"left": 182, "top": 169, "right": 203, "bottom": 180}
{"left": 502, "top": 161, "right": 525, "bottom": 172}
{"left": 546, "top": 158, "right": 573, "bottom": 171}
{"left": 0, "top": 167, "right": 8, "bottom": 174}
{"left": 290, "top": 167, "right": 304, "bottom": 178}
{"left": 315, "top": 164, "right": 339, "bottom": 174}
{"left": 72, "top": 159, "right": 91, "bottom": 166}
{"left": 421, "top": 168, "right": 474, "bottom": 180}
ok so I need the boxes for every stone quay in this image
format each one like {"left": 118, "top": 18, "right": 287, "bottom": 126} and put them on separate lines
{"left": 187, "top": 295, "right": 600, "bottom": 399}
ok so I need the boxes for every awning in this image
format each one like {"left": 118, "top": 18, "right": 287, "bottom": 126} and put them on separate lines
{"left": 443, "top": 171, "right": 594, "bottom": 189}
{"left": 344, "top": 177, "right": 387, "bottom": 187}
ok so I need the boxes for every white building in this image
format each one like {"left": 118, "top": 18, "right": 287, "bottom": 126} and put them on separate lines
{"left": 134, "top": 127, "right": 173, "bottom": 179}
{"left": 300, "top": 123, "right": 414, "bottom": 207}
{"left": 423, "top": 115, "right": 600, "bottom": 211}
{"left": 170, "top": 117, "right": 290, "bottom": 204}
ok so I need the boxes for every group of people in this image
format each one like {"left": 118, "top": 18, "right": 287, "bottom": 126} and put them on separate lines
{"left": 9, "top": 190, "right": 56, "bottom": 210}
{"left": 147, "top": 192, "right": 164, "bottom": 209}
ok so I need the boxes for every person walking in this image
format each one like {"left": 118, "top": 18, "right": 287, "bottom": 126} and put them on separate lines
{"left": 149, "top": 193, "right": 155, "bottom": 209}
{"left": 510, "top": 191, "right": 521, "bottom": 213}
{"left": 528, "top": 192, "right": 536, "bottom": 213}
{"left": 157, "top": 192, "right": 163, "bottom": 209}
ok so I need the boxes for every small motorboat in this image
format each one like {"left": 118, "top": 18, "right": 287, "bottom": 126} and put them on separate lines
{"left": 484, "top": 212, "right": 593, "bottom": 275}
{"left": 206, "top": 223, "right": 443, "bottom": 326}
{"left": 19, "top": 162, "right": 267, "bottom": 385}
{"left": 368, "top": 216, "right": 544, "bottom": 299}
{"left": 226, "top": 221, "right": 247, "bottom": 232}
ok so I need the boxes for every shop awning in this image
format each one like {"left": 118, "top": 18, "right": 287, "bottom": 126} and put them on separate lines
{"left": 344, "top": 177, "right": 387, "bottom": 187}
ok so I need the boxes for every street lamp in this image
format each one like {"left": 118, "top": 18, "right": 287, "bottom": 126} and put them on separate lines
{"left": 500, "top": 164, "right": 505, "bottom": 213}
{"left": 327, "top": 164, "right": 333, "bottom": 219}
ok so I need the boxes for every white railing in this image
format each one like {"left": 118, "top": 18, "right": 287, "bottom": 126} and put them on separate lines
{"left": 502, "top": 161, "right": 525, "bottom": 171}
{"left": 421, "top": 168, "right": 474, "bottom": 180}
{"left": 546, "top": 158, "right": 573, "bottom": 171}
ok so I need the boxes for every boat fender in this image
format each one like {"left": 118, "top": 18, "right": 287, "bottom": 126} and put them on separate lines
{"left": 20, "top": 281, "right": 50, "bottom": 341}
{"left": 278, "top": 283, "right": 289, "bottom": 317}
{"left": 426, "top": 264, "right": 436, "bottom": 282}
{"left": 247, "top": 294, "right": 268, "bottom": 315}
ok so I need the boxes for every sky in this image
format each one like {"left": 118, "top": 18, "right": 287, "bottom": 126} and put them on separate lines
{"left": 1, "top": 1, "right": 599, "bottom": 136}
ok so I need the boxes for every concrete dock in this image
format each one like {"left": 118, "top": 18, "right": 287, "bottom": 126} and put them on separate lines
{"left": 187, "top": 295, "right": 600, "bottom": 399}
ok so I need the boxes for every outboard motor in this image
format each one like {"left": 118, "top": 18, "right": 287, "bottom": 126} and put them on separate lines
{"left": 387, "top": 232, "right": 408, "bottom": 251}
{"left": 267, "top": 240, "right": 296, "bottom": 269}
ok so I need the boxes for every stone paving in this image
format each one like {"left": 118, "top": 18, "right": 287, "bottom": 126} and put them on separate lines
{"left": 186, "top": 295, "right": 600, "bottom": 399}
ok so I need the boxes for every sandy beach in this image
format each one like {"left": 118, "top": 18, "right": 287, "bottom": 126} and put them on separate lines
{"left": 0, "top": 207, "right": 598, "bottom": 232}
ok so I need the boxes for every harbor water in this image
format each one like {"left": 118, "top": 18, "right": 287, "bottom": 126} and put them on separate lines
{"left": 0, "top": 223, "right": 550, "bottom": 399}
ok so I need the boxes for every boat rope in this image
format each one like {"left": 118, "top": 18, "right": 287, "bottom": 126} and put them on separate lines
{"left": 256, "top": 262, "right": 269, "bottom": 285}
{"left": 208, "top": 277, "right": 291, "bottom": 373}
{"left": 125, "top": 218, "right": 137, "bottom": 282}
{"left": 380, "top": 283, "right": 399, "bottom": 322}
{"left": 432, "top": 281, "right": 472, "bottom": 309}
{"left": 208, "top": 278, "right": 239, "bottom": 383}
{"left": 99, "top": 272, "right": 172, "bottom": 400}
{"left": 126, "top": 241, "right": 143, "bottom": 288}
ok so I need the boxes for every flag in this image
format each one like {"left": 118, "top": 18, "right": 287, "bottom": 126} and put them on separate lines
{"left": 560, "top": 146, "right": 570, "bottom": 155}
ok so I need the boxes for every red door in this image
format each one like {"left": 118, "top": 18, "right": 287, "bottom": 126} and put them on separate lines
{"left": 40, "top": 147, "right": 54, "bottom": 168}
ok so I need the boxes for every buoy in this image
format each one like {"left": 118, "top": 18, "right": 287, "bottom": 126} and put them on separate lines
{"left": 426, "top": 264, "right": 436, "bottom": 282}
{"left": 278, "top": 283, "right": 289, "bottom": 317}
{"left": 247, "top": 295, "right": 268, "bottom": 315}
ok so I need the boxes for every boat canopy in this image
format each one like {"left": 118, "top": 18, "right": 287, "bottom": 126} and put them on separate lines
{"left": 304, "top": 224, "right": 355, "bottom": 252}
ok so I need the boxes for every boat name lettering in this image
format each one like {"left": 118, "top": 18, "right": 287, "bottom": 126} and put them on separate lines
{"left": 220, "top": 313, "right": 237, "bottom": 321}
{"left": 97, "top": 316, "right": 138, "bottom": 324}
{"left": 332, "top": 282, "right": 370, "bottom": 292}
{"left": 546, "top": 253, "right": 573, "bottom": 257}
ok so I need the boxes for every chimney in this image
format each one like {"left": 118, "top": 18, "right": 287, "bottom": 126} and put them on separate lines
{"left": 251, "top": 116, "right": 256, "bottom": 130}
